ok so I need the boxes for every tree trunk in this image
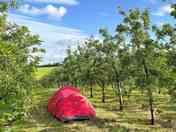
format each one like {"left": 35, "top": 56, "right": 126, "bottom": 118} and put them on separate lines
{"left": 112, "top": 64, "right": 124, "bottom": 111}
{"left": 112, "top": 82, "right": 114, "bottom": 89}
{"left": 158, "top": 88, "right": 161, "bottom": 94}
{"left": 90, "top": 82, "right": 93, "bottom": 98}
{"left": 148, "top": 90, "right": 155, "bottom": 125}
{"left": 117, "top": 81, "right": 123, "bottom": 111}
{"left": 141, "top": 87, "right": 144, "bottom": 96}
{"left": 143, "top": 60, "right": 155, "bottom": 125}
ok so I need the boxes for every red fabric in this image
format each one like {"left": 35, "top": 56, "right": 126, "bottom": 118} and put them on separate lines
{"left": 48, "top": 85, "right": 96, "bottom": 121}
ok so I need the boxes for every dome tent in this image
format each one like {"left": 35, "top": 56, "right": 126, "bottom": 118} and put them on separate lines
{"left": 48, "top": 85, "right": 96, "bottom": 122}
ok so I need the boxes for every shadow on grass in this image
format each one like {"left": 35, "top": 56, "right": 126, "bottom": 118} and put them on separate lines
{"left": 11, "top": 87, "right": 176, "bottom": 132}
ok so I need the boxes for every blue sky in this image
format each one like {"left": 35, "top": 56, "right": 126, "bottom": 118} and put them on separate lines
{"left": 7, "top": 0, "right": 175, "bottom": 64}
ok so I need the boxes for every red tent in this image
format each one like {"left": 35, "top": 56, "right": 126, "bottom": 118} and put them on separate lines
{"left": 48, "top": 85, "right": 96, "bottom": 122}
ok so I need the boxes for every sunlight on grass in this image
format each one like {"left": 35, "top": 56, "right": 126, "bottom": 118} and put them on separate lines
{"left": 35, "top": 67, "right": 56, "bottom": 80}
{"left": 4, "top": 69, "right": 176, "bottom": 132}
{"left": 3, "top": 86, "right": 175, "bottom": 132}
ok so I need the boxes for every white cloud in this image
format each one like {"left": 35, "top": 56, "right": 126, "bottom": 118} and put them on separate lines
{"left": 152, "top": 4, "right": 173, "bottom": 16}
{"left": 8, "top": 14, "right": 87, "bottom": 64}
{"left": 19, "top": 4, "right": 67, "bottom": 18}
{"left": 27, "top": 0, "right": 79, "bottom": 6}
{"left": 45, "top": 5, "right": 67, "bottom": 17}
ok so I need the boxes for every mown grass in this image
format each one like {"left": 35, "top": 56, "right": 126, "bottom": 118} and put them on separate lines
{"left": 2, "top": 67, "right": 176, "bottom": 132}
{"left": 35, "top": 67, "right": 56, "bottom": 80}
{"left": 2, "top": 86, "right": 175, "bottom": 132}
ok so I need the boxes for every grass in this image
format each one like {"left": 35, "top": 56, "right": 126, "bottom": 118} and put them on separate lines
{"left": 35, "top": 67, "right": 56, "bottom": 80}
{"left": 1, "top": 67, "right": 176, "bottom": 132}
{"left": 2, "top": 86, "right": 176, "bottom": 132}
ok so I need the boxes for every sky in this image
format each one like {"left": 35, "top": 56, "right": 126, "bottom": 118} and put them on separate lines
{"left": 6, "top": 0, "right": 176, "bottom": 64}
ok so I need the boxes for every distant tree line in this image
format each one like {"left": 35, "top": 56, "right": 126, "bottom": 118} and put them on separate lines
{"left": 38, "top": 62, "right": 62, "bottom": 68}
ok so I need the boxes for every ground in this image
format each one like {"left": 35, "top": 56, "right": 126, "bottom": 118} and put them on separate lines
{"left": 2, "top": 67, "right": 176, "bottom": 132}
{"left": 35, "top": 67, "right": 56, "bottom": 80}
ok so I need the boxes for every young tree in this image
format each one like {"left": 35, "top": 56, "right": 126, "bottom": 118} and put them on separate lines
{"left": 0, "top": 1, "right": 43, "bottom": 124}
{"left": 76, "top": 39, "right": 97, "bottom": 97}
{"left": 80, "top": 37, "right": 109, "bottom": 102}
{"left": 117, "top": 9, "right": 168, "bottom": 125}
{"left": 98, "top": 27, "right": 132, "bottom": 110}
{"left": 154, "top": 23, "right": 176, "bottom": 102}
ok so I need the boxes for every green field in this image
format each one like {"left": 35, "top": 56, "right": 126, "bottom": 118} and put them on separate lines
{"left": 35, "top": 67, "right": 56, "bottom": 80}
{"left": 2, "top": 67, "right": 175, "bottom": 132}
